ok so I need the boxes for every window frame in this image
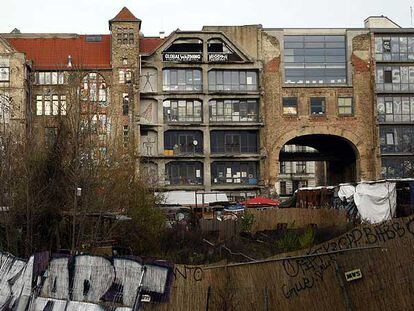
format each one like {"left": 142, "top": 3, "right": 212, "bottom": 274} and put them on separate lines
{"left": 282, "top": 97, "right": 298, "bottom": 115}
{"left": 338, "top": 97, "right": 353, "bottom": 116}
{"left": 310, "top": 97, "right": 326, "bottom": 116}
{"left": 162, "top": 68, "right": 202, "bottom": 92}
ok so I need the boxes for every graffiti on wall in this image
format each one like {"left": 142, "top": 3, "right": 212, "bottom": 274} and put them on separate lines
{"left": 0, "top": 252, "right": 173, "bottom": 310}
{"left": 281, "top": 217, "right": 414, "bottom": 299}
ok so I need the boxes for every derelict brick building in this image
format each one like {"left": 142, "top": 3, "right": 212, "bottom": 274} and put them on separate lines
{"left": 0, "top": 8, "right": 410, "bottom": 199}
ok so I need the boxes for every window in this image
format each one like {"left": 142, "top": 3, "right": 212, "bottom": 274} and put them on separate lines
{"left": 209, "top": 99, "right": 259, "bottom": 122}
{"left": 375, "top": 35, "right": 414, "bottom": 61}
{"left": 376, "top": 65, "right": 414, "bottom": 92}
{"left": 122, "top": 93, "right": 129, "bottom": 116}
{"left": 119, "top": 69, "right": 133, "bottom": 84}
{"left": 380, "top": 126, "right": 414, "bottom": 154}
{"left": 35, "top": 72, "right": 65, "bottom": 85}
{"left": 377, "top": 96, "right": 414, "bottom": 123}
{"left": 280, "top": 162, "right": 287, "bottom": 174}
{"left": 296, "top": 162, "right": 307, "bottom": 174}
{"left": 163, "top": 68, "right": 202, "bottom": 91}
{"left": 163, "top": 38, "right": 203, "bottom": 62}
{"left": 338, "top": 97, "right": 353, "bottom": 115}
{"left": 211, "top": 161, "right": 258, "bottom": 184}
{"left": 0, "top": 57, "right": 10, "bottom": 83}
{"left": 163, "top": 100, "right": 202, "bottom": 123}
{"left": 210, "top": 130, "right": 258, "bottom": 154}
{"left": 166, "top": 161, "right": 203, "bottom": 185}
{"left": 280, "top": 181, "right": 287, "bottom": 195}
{"left": 36, "top": 94, "right": 67, "bottom": 116}
{"left": 282, "top": 97, "right": 298, "bottom": 115}
{"left": 381, "top": 156, "right": 414, "bottom": 178}
{"left": 81, "top": 73, "right": 107, "bottom": 104}
{"left": 310, "top": 97, "right": 326, "bottom": 115}
{"left": 284, "top": 35, "right": 347, "bottom": 85}
{"left": 164, "top": 130, "right": 203, "bottom": 155}
{"left": 123, "top": 125, "right": 129, "bottom": 147}
{"left": 208, "top": 70, "right": 258, "bottom": 92}
{"left": 116, "top": 28, "right": 134, "bottom": 45}
{"left": 0, "top": 67, "right": 10, "bottom": 82}
{"left": 207, "top": 38, "right": 243, "bottom": 62}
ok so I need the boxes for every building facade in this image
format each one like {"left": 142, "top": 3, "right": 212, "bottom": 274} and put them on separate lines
{"left": 0, "top": 8, "right": 411, "bottom": 199}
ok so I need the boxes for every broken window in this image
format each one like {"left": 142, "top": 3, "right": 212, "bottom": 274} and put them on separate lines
{"left": 82, "top": 73, "right": 107, "bottom": 105}
{"left": 380, "top": 126, "right": 414, "bottom": 153}
{"left": 163, "top": 68, "right": 202, "bottom": 91}
{"left": 210, "top": 130, "right": 258, "bottom": 154}
{"left": 377, "top": 96, "right": 414, "bottom": 123}
{"left": 282, "top": 97, "right": 298, "bottom": 115}
{"left": 375, "top": 35, "right": 414, "bottom": 61}
{"left": 164, "top": 130, "right": 203, "bottom": 155}
{"left": 207, "top": 38, "right": 242, "bottom": 62}
{"left": 209, "top": 99, "right": 259, "bottom": 122}
{"left": 165, "top": 161, "right": 203, "bottom": 185}
{"left": 338, "top": 97, "right": 353, "bottom": 115}
{"left": 376, "top": 65, "right": 414, "bottom": 92}
{"left": 208, "top": 70, "right": 258, "bottom": 91}
{"left": 122, "top": 93, "right": 129, "bottom": 116}
{"left": 381, "top": 156, "right": 414, "bottom": 178}
{"left": 310, "top": 97, "right": 326, "bottom": 115}
{"left": 211, "top": 161, "right": 258, "bottom": 184}
{"left": 165, "top": 38, "right": 203, "bottom": 53}
{"left": 163, "top": 100, "right": 202, "bottom": 123}
{"left": 284, "top": 35, "right": 346, "bottom": 85}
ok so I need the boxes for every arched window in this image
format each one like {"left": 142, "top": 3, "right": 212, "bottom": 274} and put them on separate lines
{"left": 81, "top": 73, "right": 107, "bottom": 105}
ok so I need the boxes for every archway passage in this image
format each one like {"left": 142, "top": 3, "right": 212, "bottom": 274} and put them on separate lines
{"left": 279, "top": 134, "right": 358, "bottom": 187}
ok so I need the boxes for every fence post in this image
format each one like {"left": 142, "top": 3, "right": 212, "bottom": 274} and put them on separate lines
{"left": 205, "top": 285, "right": 211, "bottom": 311}
{"left": 334, "top": 260, "right": 352, "bottom": 311}
{"left": 264, "top": 287, "right": 269, "bottom": 311}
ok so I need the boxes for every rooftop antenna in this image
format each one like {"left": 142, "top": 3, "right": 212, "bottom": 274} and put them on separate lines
{"left": 411, "top": 6, "right": 413, "bottom": 27}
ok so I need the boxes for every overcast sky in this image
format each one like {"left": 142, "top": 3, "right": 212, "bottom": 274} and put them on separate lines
{"left": 0, "top": 0, "right": 412, "bottom": 36}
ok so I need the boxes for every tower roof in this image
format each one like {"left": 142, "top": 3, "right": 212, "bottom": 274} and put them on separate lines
{"left": 109, "top": 7, "right": 141, "bottom": 23}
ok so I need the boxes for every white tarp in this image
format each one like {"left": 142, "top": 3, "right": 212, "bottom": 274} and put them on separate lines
{"left": 338, "top": 185, "right": 356, "bottom": 202}
{"left": 159, "top": 191, "right": 228, "bottom": 206}
{"left": 353, "top": 182, "right": 397, "bottom": 223}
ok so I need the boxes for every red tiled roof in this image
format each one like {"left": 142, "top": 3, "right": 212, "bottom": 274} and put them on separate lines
{"left": 110, "top": 7, "right": 140, "bottom": 23}
{"left": 6, "top": 35, "right": 165, "bottom": 70}
{"left": 7, "top": 35, "right": 111, "bottom": 70}
{"left": 140, "top": 37, "right": 165, "bottom": 55}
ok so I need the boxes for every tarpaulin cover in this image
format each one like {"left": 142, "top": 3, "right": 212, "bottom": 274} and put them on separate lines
{"left": 243, "top": 197, "right": 280, "bottom": 207}
{"left": 338, "top": 185, "right": 356, "bottom": 202}
{"left": 354, "top": 182, "right": 396, "bottom": 223}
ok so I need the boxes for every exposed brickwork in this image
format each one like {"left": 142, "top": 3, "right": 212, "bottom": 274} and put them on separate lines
{"left": 261, "top": 30, "right": 380, "bottom": 191}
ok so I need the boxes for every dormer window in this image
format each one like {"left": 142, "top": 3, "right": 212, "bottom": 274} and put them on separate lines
{"left": 207, "top": 38, "right": 242, "bottom": 62}
{"left": 163, "top": 38, "right": 203, "bottom": 62}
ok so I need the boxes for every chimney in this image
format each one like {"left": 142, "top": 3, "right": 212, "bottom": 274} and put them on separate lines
{"left": 159, "top": 31, "right": 165, "bottom": 39}
{"left": 67, "top": 55, "right": 72, "bottom": 68}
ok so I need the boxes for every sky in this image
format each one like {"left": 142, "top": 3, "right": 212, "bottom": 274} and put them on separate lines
{"left": 0, "top": 0, "right": 412, "bottom": 36}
